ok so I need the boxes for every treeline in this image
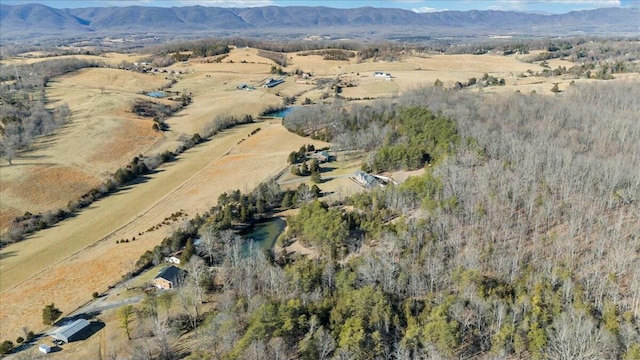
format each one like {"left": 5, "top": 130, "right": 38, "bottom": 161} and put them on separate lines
{"left": 0, "top": 58, "right": 104, "bottom": 91}
{"left": 146, "top": 37, "right": 360, "bottom": 59}
{"left": 1, "top": 114, "right": 254, "bottom": 246}
{"left": 133, "top": 179, "right": 321, "bottom": 273}
{"left": 0, "top": 58, "right": 105, "bottom": 164}
{"left": 445, "top": 37, "right": 640, "bottom": 78}
{"left": 0, "top": 100, "right": 71, "bottom": 165}
{"left": 297, "top": 49, "right": 355, "bottom": 61}
{"left": 148, "top": 39, "right": 230, "bottom": 59}
{"left": 357, "top": 43, "right": 407, "bottom": 61}
{"left": 131, "top": 97, "right": 192, "bottom": 131}
{"left": 145, "top": 37, "right": 409, "bottom": 63}
{"left": 257, "top": 50, "right": 288, "bottom": 67}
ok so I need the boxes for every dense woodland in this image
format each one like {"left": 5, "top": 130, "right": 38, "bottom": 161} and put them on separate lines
{"left": 111, "top": 80, "right": 640, "bottom": 360}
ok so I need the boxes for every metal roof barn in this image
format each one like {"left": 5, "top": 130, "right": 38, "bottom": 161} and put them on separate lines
{"left": 51, "top": 319, "right": 90, "bottom": 343}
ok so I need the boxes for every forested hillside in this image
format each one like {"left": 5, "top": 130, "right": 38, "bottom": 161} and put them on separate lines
{"left": 119, "top": 81, "right": 640, "bottom": 359}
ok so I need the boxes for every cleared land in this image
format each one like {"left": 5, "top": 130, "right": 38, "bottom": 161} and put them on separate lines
{"left": 1, "top": 46, "right": 633, "bottom": 341}
{"left": 0, "top": 68, "right": 167, "bottom": 227}
{"left": 0, "top": 52, "right": 147, "bottom": 66}
{"left": 0, "top": 120, "right": 326, "bottom": 340}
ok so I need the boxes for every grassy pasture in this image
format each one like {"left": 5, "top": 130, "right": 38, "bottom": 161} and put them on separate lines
{"left": 1, "top": 45, "right": 633, "bottom": 343}
{"left": 0, "top": 52, "right": 147, "bottom": 66}
{"left": 0, "top": 120, "right": 327, "bottom": 340}
{"left": 0, "top": 68, "right": 167, "bottom": 228}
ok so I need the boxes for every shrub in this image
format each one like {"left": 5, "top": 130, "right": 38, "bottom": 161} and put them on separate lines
{"left": 0, "top": 340, "right": 14, "bottom": 355}
{"left": 42, "top": 303, "right": 62, "bottom": 325}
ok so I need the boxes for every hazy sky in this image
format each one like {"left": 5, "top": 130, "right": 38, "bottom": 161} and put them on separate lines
{"left": 2, "top": 0, "right": 638, "bottom": 13}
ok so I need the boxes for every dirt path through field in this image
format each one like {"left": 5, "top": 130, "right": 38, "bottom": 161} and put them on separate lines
{"left": 0, "top": 120, "right": 326, "bottom": 340}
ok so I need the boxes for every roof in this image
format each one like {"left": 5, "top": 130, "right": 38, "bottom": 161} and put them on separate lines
{"left": 52, "top": 319, "right": 90, "bottom": 343}
{"left": 355, "top": 170, "right": 379, "bottom": 188}
{"left": 264, "top": 78, "right": 285, "bottom": 88}
{"left": 154, "top": 265, "right": 184, "bottom": 285}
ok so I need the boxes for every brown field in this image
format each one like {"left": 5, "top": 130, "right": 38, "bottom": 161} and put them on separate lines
{"left": 0, "top": 52, "right": 147, "bottom": 66}
{"left": 1, "top": 68, "right": 167, "bottom": 226}
{"left": 0, "top": 120, "right": 327, "bottom": 340}
{"left": 1, "top": 46, "right": 632, "bottom": 343}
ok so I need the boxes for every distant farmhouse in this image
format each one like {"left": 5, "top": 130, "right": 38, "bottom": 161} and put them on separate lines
{"left": 153, "top": 265, "right": 186, "bottom": 290}
{"left": 373, "top": 71, "right": 392, "bottom": 80}
{"left": 264, "top": 78, "right": 285, "bottom": 88}
{"left": 352, "top": 171, "right": 397, "bottom": 189}
{"left": 237, "top": 83, "right": 255, "bottom": 90}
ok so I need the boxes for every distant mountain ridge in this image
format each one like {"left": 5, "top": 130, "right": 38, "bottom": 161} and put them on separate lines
{"left": 1, "top": 3, "right": 638, "bottom": 40}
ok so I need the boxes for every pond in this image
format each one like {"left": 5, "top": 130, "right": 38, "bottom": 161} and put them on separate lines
{"left": 263, "top": 106, "right": 298, "bottom": 118}
{"left": 147, "top": 91, "right": 167, "bottom": 98}
{"left": 241, "top": 217, "right": 286, "bottom": 253}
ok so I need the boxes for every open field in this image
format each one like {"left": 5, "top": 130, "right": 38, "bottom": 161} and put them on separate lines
{"left": 0, "top": 68, "right": 168, "bottom": 230}
{"left": 1, "top": 45, "right": 633, "bottom": 343}
{"left": 0, "top": 120, "right": 327, "bottom": 340}
{"left": 0, "top": 52, "right": 147, "bottom": 66}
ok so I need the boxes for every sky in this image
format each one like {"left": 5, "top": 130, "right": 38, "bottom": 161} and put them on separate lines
{"left": 1, "top": 0, "right": 638, "bottom": 14}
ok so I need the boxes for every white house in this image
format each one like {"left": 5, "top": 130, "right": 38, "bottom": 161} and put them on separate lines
{"left": 373, "top": 71, "right": 392, "bottom": 80}
{"left": 166, "top": 256, "right": 181, "bottom": 264}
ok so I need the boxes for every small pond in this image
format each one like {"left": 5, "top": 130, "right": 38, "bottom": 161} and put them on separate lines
{"left": 147, "top": 91, "right": 167, "bottom": 98}
{"left": 241, "top": 217, "right": 286, "bottom": 253}
{"left": 263, "top": 106, "right": 298, "bottom": 118}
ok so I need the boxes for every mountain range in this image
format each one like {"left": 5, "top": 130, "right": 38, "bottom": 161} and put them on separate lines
{"left": 1, "top": 3, "right": 639, "bottom": 41}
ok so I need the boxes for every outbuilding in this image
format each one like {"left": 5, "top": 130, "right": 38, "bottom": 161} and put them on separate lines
{"left": 51, "top": 319, "right": 90, "bottom": 344}
{"left": 39, "top": 344, "right": 51, "bottom": 354}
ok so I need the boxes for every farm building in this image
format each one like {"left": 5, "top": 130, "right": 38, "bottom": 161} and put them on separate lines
{"left": 353, "top": 170, "right": 381, "bottom": 189}
{"left": 312, "top": 150, "right": 332, "bottom": 163}
{"left": 153, "top": 265, "right": 186, "bottom": 290}
{"left": 39, "top": 344, "right": 51, "bottom": 354}
{"left": 50, "top": 319, "right": 90, "bottom": 343}
{"left": 164, "top": 250, "right": 182, "bottom": 264}
{"left": 165, "top": 256, "right": 181, "bottom": 264}
{"left": 373, "top": 71, "right": 392, "bottom": 80}
{"left": 264, "top": 78, "right": 285, "bottom": 88}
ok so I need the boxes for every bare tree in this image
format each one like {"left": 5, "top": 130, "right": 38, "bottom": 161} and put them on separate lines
{"left": 152, "top": 316, "right": 176, "bottom": 360}
{"left": 176, "top": 277, "right": 200, "bottom": 338}
{"left": 547, "top": 309, "right": 617, "bottom": 360}
{"left": 186, "top": 255, "right": 207, "bottom": 304}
